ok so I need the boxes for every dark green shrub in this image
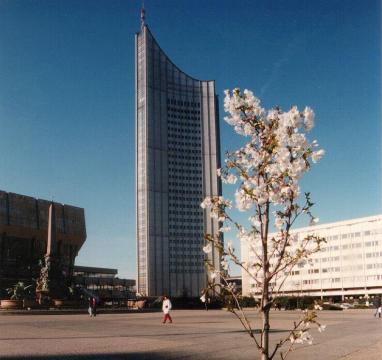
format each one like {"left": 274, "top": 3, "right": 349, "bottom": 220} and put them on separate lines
{"left": 299, "top": 296, "right": 315, "bottom": 310}
{"left": 0, "top": 287, "right": 7, "bottom": 299}
{"left": 274, "top": 296, "right": 316, "bottom": 310}
{"left": 238, "top": 296, "right": 259, "bottom": 308}
{"left": 274, "top": 296, "right": 291, "bottom": 309}
{"left": 172, "top": 296, "right": 223, "bottom": 309}
{"left": 353, "top": 304, "right": 370, "bottom": 309}
{"left": 322, "top": 303, "right": 342, "bottom": 310}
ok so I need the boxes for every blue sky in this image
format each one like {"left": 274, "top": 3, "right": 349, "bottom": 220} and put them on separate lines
{"left": 0, "top": 0, "right": 380, "bottom": 278}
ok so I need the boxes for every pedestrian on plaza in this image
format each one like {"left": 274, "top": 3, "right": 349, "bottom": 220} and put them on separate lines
{"left": 204, "top": 297, "right": 211, "bottom": 311}
{"left": 91, "top": 297, "right": 97, "bottom": 317}
{"left": 88, "top": 297, "right": 92, "bottom": 317}
{"left": 162, "top": 295, "right": 173, "bottom": 324}
{"left": 373, "top": 295, "right": 381, "bottom": 318}
{"left": 88, "top": 297, "right": 97, "bottom": 317}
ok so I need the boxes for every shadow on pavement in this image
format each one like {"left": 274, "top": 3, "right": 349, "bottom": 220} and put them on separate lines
{"left": 0, "top": 328, "right": 289, "bottom": 341}
{"left": 1, "top": 353, "right": 191, "bottom": 360}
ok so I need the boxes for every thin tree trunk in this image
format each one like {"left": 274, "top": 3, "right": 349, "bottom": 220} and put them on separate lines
{"left": 261, "top": 201, "right": 270, "bottom": 360}
{"left": 261, "top": 283, "right": 270, "bottom": 360}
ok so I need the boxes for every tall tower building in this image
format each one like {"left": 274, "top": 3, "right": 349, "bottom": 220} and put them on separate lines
{"left": 135, "top": 24, "right": 222, "bottom": 297}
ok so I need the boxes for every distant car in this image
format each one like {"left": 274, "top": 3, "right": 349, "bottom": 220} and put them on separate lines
{"left": 314, "top": 304, "right": 323, "bottom": 311}
{"left": 340, "top": 303, "right": 354, "bottom": 309}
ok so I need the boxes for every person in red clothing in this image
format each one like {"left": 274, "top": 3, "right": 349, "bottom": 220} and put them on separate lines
{"left": 162, "top": 296, "right": 172, "bottom": 323}
{"left": 89, "top": 297, "right": 97, "bottom": 317}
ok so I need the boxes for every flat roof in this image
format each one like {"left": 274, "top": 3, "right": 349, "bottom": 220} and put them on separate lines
{"left": 288, "top": 214, "right": 382, "bottom": 234}
{"left": 74, "top": 265, "right": 118, "bottom": 275}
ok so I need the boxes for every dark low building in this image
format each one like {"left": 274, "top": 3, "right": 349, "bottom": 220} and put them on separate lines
{"left": 73, "top": 265, "right": 136, "bottom": 301}
{"left": 0, "top": 190, "right": 86, "bottom": 291}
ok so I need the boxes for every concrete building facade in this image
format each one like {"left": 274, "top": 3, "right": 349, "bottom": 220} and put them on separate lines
{"left": 0, "top": 190, "right": 86, "bottom": 291}
{"left": 135, "top": 25, "right": 221, "bottom": 297}
{"left": 242, "top": 215, "right": 382, "bottom": 299}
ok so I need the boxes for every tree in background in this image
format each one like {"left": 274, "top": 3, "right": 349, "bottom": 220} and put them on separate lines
{"left": 201, "top": 89, "right": 326, "bottom": 360}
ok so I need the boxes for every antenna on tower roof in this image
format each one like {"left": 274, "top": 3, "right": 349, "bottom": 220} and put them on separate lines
{"left": 140, "top": 0, "right": 145, "bottom": 29}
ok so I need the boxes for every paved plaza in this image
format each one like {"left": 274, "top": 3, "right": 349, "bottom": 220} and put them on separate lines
{"left": 0, "top": 309, "right": 381, "bottom": 360}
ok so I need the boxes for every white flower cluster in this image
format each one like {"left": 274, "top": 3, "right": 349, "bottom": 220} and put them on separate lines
{"left": 288, "top": 313, "right": 326, "bottom": 347}
{"left": 223, "top": 88, "right": 265, "bottom": 136}
{"left": 221, "top": 258, "right": 229, "bottom": 270}
{"left": 226, "top": 281, "right": 237, "bottom": 292}
{"left": 217, "top": 168, "right": 238, "bottom": 184}
{"left": 202, "top": 243, "right": 212, "bottom": 254}
{"left": 219, "top": 226, "right": 232, "bottom": 233}
{"left": 227, "top": 240, "right": 234, "bottom": 253}
{"left": 289, "top": 330, "right": 313, "bottom": 345}
{"left": 200, "top": 196, "right": 232, "bottom": 221}
{"left": 237, "top": 227, "right": 258, "bottom": 245}
{"left": 220, "top": 89, "right": 325, "bottom": 212}
{"left": 210, "top": 270, "right": 219, "bottom": 280}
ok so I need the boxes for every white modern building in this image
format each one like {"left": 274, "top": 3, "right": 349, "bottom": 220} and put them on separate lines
{"left": 135, "top": 23, "right": 222, "bottom": 297}
{"left": 242, "top": 215, "right": 382, "bottom": 299}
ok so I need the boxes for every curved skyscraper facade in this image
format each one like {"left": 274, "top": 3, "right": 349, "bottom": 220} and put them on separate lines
{"left": 135, "top": 25, "right": 222, "bottom": 297}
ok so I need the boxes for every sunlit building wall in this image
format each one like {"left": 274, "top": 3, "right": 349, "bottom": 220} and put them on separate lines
{"left": 242, "top": 215, "right": 382, "bottom": 298}
{"left": 135, "top": 25, "right": 221, "bottom": 297}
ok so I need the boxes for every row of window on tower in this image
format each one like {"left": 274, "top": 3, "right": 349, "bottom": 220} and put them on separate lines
{"left": 167, "top": 99, "right": 200, "bottom": 107}
{"left": 168, "top": 154, "right": 202, "bottom": 161}
{"left": 168, "top": 194, "right": 203, "bottom": 200}
{"left": 169, "top": 232, "right": 203, "bottom": 237}
{"left": 168, "top": 126, "right": 200, "bottom": 134}
{"left": 168, "top": 134, "right": 200, "bottom": 141}
{"left": 168, "top": 119, "right": 200, "bottom": 126}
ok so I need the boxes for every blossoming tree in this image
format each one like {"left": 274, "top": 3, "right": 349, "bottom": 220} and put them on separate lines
{"left": 200, "top": 89, "right": 326, "bottom": 360}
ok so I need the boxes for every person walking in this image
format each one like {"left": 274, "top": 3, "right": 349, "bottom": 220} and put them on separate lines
{"left": 162, "top": 296, "right": 173, "bottom": 324}
{"left": 204, "top": 297, "right": 211, "bottom": 311}
{"left": 88, "top": 297, "right": 93, "bottom": 317}
{"left": 89, "top": 296, "right": 97, "bottom": 317}
{"left": 373, "top": 296, "right": 381, "bottom": 318}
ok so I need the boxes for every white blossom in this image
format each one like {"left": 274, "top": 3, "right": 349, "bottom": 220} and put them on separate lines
{"left": 291, "top": 331, "right": 313, "bottom": 345}
{"left": 311, "top": 149, "right": 325, "bottom": 163}
{"left": 222, "top": 174, "right": 238, "bottom": 184}
{"left": 290, "top": 234, "right": 298, "bottom": 243}
{"left": 249, "top": 216, "right": 261, "bottom": 228}
{"left": 227, "top": 240, "right": 234, "bottom": 253}
{"left": 221, "top": 259, "right": 229, "bottom": 270}
{"left": 200, "top": 197, "right": 212, "bottom": 209}
{"left": 275, "top": 216, "right": 284, "bottom": 230}
{"left": 203, "top": 243, "right": 212, "bottom": 254}
{"left": 219, "top": 226, "right": 232, "bottom": 233}
{"left": 301, "top": 331, "right": 313, "bottom": 345}
{"left": 303, "top": 106, "right": 315, "bottom": 131}
{"left": 235, "top": 188, "right": 254, "bottom": 211}
{"left": 210, "top": 271, "right": 218, "bottom": 280}
{"left": 227, "top": 281, "right": 237, "bottom": 292}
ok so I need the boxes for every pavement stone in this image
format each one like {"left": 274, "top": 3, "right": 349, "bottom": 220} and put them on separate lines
{"left": 0, "top": 309, "right": 381, "bottom": 360}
